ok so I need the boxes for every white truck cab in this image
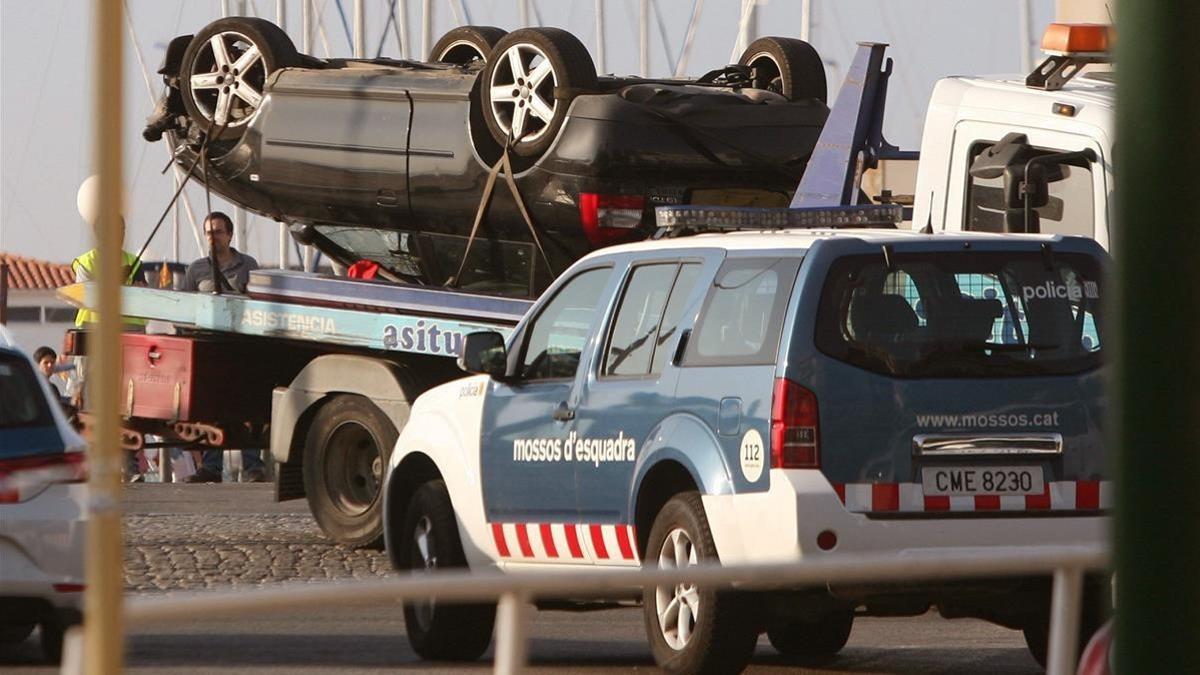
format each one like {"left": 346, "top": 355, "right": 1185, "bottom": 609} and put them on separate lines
{"left": 912, "top": 23, "right": 1115, "bottom": 249}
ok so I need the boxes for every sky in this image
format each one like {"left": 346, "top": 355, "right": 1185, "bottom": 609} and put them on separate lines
{"left": 0, "top": 0, "right": 1054, "bottom": 266}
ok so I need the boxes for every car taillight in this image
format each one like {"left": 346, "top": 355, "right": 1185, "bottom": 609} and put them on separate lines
{"left": 579, "top": 193, "right": 645, "bottom": 247}
{"left": 771, "top": 378, "right": 820, "bottom": 469}
{"left": 0, "top": 452, "right": 87, "bottom": 503}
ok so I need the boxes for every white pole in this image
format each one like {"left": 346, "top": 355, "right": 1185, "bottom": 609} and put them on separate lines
{"left": 675, "top": 0, "right": 703, "bottom": 77}
{"left": 421, "top": 0, "right": 432, "bottom": 61}
{"left": 518, "top": 0, "right": 529, "bottom": 27}
{"left": 801, "top": 0, "right": 812, "bottom": 43}
{"left": 277, "top": 0, "right": 288, "bottom": 269}
{"left": 493, "top": 592, "right": 531, "bottom": 675}
{"left": 302, "top": 0, "right": 312, "bottom": 53}
{"left": 396, "top": 0, "right": 411, "bottom": 59}
{"left": 354, "top": 0, "right": 365, "bottom": 58}
{"left": 594, "top": 0, "right": 605, "bottom": 74}
{"left": 732, "top": 0, "right": 755, "bottom": 62}
{"left": 1018, "top": 0, "right": 1033, "bottom": 73}
{"left": 639, "top": 0, "right": 649, "bottom": 77}
{"left": 221, "top": 0, "right": 231, "bottom": 17}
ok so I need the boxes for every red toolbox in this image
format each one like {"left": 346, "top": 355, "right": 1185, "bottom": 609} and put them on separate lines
{"left": 120, "top": 333, "right": 315, "bottom": 423}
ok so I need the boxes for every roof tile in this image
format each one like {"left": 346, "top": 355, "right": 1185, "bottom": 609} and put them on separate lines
{"left": 0, "top": 252, "right": 74, "bottom": 290}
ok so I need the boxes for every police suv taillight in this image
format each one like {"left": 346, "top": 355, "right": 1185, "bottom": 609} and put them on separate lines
{"left": 771, "top": 378, "right": 819, "bottom": 468}
{"left": 579, "top": 193, "right": 645, "bottom": 246}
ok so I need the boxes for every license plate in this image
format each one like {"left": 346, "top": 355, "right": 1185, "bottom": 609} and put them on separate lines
{"left": 920, "top": 466, "right": 1045, "bottom": 496}
{"left": 689, "top": 188, "right": 790, "bottom": 208}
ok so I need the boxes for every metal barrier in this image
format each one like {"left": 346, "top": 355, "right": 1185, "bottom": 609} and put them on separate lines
{"left": 61, "top": 544, "right": 1107, "bottom": 675}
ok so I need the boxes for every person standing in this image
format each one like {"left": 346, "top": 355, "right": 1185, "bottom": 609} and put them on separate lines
{"left": 183, "top": 211, "right": 265, "bottom": 483}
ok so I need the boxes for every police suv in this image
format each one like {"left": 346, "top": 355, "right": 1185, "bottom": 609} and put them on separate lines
{"left": 382, "top": 205, "right": 1109, "bottom": 673}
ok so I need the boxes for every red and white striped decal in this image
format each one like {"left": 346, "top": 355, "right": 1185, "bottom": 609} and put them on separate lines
{"left": 489, "top": 522, "right": 639, "bottom": 565}
{"left": 831, "top": 480, "right": 1111, "bottom": 513}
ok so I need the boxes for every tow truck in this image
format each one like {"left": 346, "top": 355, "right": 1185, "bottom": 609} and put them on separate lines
{"left": 60, "top": 21, "right": 1114, "bottom": 551}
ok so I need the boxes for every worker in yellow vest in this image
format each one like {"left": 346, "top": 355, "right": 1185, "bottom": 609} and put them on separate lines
{"left": 70, "top": 175, "right": 146, "bottom": 327}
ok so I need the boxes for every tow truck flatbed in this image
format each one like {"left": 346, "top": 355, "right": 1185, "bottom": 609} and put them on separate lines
{"left": 60, "top": 270, "right": 530, "bottom": 355}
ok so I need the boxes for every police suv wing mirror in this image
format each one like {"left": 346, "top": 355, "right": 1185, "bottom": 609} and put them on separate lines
{"left": 458, "top": 331, "right": 508, "bottom": 378}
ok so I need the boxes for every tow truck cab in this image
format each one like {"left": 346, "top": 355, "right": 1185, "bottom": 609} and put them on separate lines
{"left": 912, "top": 23, "right": 1114, "bottom": 248}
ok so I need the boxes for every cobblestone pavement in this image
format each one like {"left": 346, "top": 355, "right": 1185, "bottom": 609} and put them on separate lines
{"left": 122, "top": 484, "right": 393, "bottom": 592}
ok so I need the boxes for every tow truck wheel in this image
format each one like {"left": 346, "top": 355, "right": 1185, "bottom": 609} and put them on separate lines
{"left": 737, "top": 36, "right": 827, "bottom": 103}
{"left": 303, "top": 394, "right": 399, "bottom": 548}
{"left": 766, "top": 609, "right": 854, "bottom": 662}
{"left": 399, "top": 480, "right": 496, "bottom": 660}
{"left": 642, "top": 492, "right": 758, "bottom": 675}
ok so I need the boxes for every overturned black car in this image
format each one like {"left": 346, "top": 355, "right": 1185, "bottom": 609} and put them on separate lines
{"left": 150, "top": 17, "right": 829, "bottom": 297}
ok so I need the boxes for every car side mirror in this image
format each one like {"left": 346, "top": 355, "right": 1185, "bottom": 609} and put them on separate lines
{"left": 458, "top": 331, "right": 508, "bottom": 378}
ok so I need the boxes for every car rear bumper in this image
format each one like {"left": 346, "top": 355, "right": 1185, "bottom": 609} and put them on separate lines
{"left": 0, "top": 483, "right": 87, "bottom": 611}
{"left": 703, "top": 468, "right": 1108, "bottom": 566}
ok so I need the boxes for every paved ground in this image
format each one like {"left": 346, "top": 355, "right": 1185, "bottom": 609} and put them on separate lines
{"left": 0, "top": 484, "right": 1043, "bottom": 674}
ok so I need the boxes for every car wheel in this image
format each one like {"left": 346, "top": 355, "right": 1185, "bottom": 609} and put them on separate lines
{"left": 303, "top": 394, "right": 399, "bottom": 548}
{"left": 738, "top": 37, "right": 827, "bottom": 104}
{"left": 482, "top": 27, "right": 597, "bottom": 158}
{"left": 0, "top": 623, "right": 35, "bottom": 643}
{"left": 40, "top": 622, "right": 65, "bottom": 664}
{"left": 1022, "top": 585, "right": 1109, "bottom": 669}
{"left": 643, "top": 492, "right": 758, "bottom": 675}
{"left": 429, "top": 25, "right": 507, "bottom": 64}
{"left": 400, "top": 479, "right": 495, "bottom": 660}
{"left": 766, "top": 609, "right": 854, "bottom": 662}
{"left": 180, "top": 17, "right": 300, "bottom": 142}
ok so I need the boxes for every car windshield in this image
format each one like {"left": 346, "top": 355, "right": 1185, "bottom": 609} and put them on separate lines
{"left": 815, "top": 251, "right": 1104, "bottom": 378}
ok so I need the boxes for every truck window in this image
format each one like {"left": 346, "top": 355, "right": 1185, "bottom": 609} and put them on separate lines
{"left": 519, "top": 267, "right": 611, "bottom": 380}
{"left": 815, "top": 252, "right": 1104, "bottom": 378}
{"left": 964, "top": 141, "right": 1095, "bottom": 238}
{"left": 313, "top": 225, "right": 535, "bottom": 297}
{"left": 603, "top": 262, "right": 701, "bottom": 378}
{"left": 684, "top": 258, "right": 801, "bottom": 367}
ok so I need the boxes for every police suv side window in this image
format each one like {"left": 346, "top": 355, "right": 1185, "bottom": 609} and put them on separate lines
{"left": 520, "top": 267, "right": 611, "bottom": 380}
{"left": 683, "top": 258, "right": 801, "bottom": 367}
{"left": 603, "top": 262, "right": 702, "bottom": 378}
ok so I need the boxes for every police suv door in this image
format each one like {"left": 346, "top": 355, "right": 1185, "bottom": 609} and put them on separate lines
{"left": 480, "top": 265, "right": 614, "bottom": 564}
{"left": 570, "top": 256, "right": 713, "bottom": 562}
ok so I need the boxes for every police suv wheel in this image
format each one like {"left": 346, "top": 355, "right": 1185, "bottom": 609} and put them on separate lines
{"left": 399, "top": 480, "right": 495, "bottom": 660}
{"left": 737, "top": 37, "right": 826, "bottom": 103}
{"left": 766, "top": 609, "right": 854, "bottom": 662}
{"left": 429, "top": 25, "right": 507, "bottom": 64}
{"left": 303, "top": 394, "right": 398, "bottom": 548}
{"left": 642, "top": 492, "right": 758, "bottom": 675}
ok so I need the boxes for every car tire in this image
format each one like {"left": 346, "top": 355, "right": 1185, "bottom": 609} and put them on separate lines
{"left": 399, "top": 479, "right": 495, "bottom": 660}
{"left": 482, "top": 27, "right": 597, "bottom": 158}
{"left": 429, "top": 25, "right": 507, "bottom": 64}
{"left": 766, "top": 609, "right": 854, "bottom": 662}
{"left": 303, "top": 394, "right": 400, "bottom": 548}
{"left": 40, "top": 622, "right": 65, "bottom": 664}
{"left": 180, "top": 17, "right": 300, "bottom": 142}
{"left": 0, "top": 624, "right": 35, "bottom": 643}
{"left": 738, "top": 37, "right": 827, "bottom": 104}
{"left": 1022, "top": 585, "right": 1109, "bottom": 669}
{"left": 643, "top": 492, "right": 759, "bottom": 675}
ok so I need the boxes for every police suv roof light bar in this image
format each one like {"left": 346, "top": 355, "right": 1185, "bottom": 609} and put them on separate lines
{"left": 654, "top": 204, "right": 903, "bottom": 237}
{"left": 1026, "top": 23, "right": 1114, "bottom": 91}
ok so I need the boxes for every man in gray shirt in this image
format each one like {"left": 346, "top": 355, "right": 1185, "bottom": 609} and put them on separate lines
{"left": 182, "top": 211, "right": 266, "bottom": 483}
{"left": 183, "top": 211, "right": 259, "bottom": 293}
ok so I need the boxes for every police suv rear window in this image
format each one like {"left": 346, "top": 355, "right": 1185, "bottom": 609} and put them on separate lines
{"left": 815, "top": 251, "right": 1103, "bottom": 378}
{"left": 684, "top": 257, "right": 801, "bottom": 367}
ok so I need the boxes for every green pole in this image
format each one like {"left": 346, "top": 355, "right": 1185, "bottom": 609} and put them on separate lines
{"left": 1114, "top": 2, "right": 1200, "bottom": 672}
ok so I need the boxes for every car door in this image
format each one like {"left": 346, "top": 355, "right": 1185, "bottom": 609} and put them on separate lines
{"left": 480, "top": 265, "right": 615, "bottom": 564}
{"left": 570, "top": 257, "right": 712, "bottom": 564}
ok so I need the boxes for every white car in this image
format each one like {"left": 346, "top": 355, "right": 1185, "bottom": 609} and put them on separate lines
{"left": 0, "top": 327, "right": 87, "bottom": 662}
